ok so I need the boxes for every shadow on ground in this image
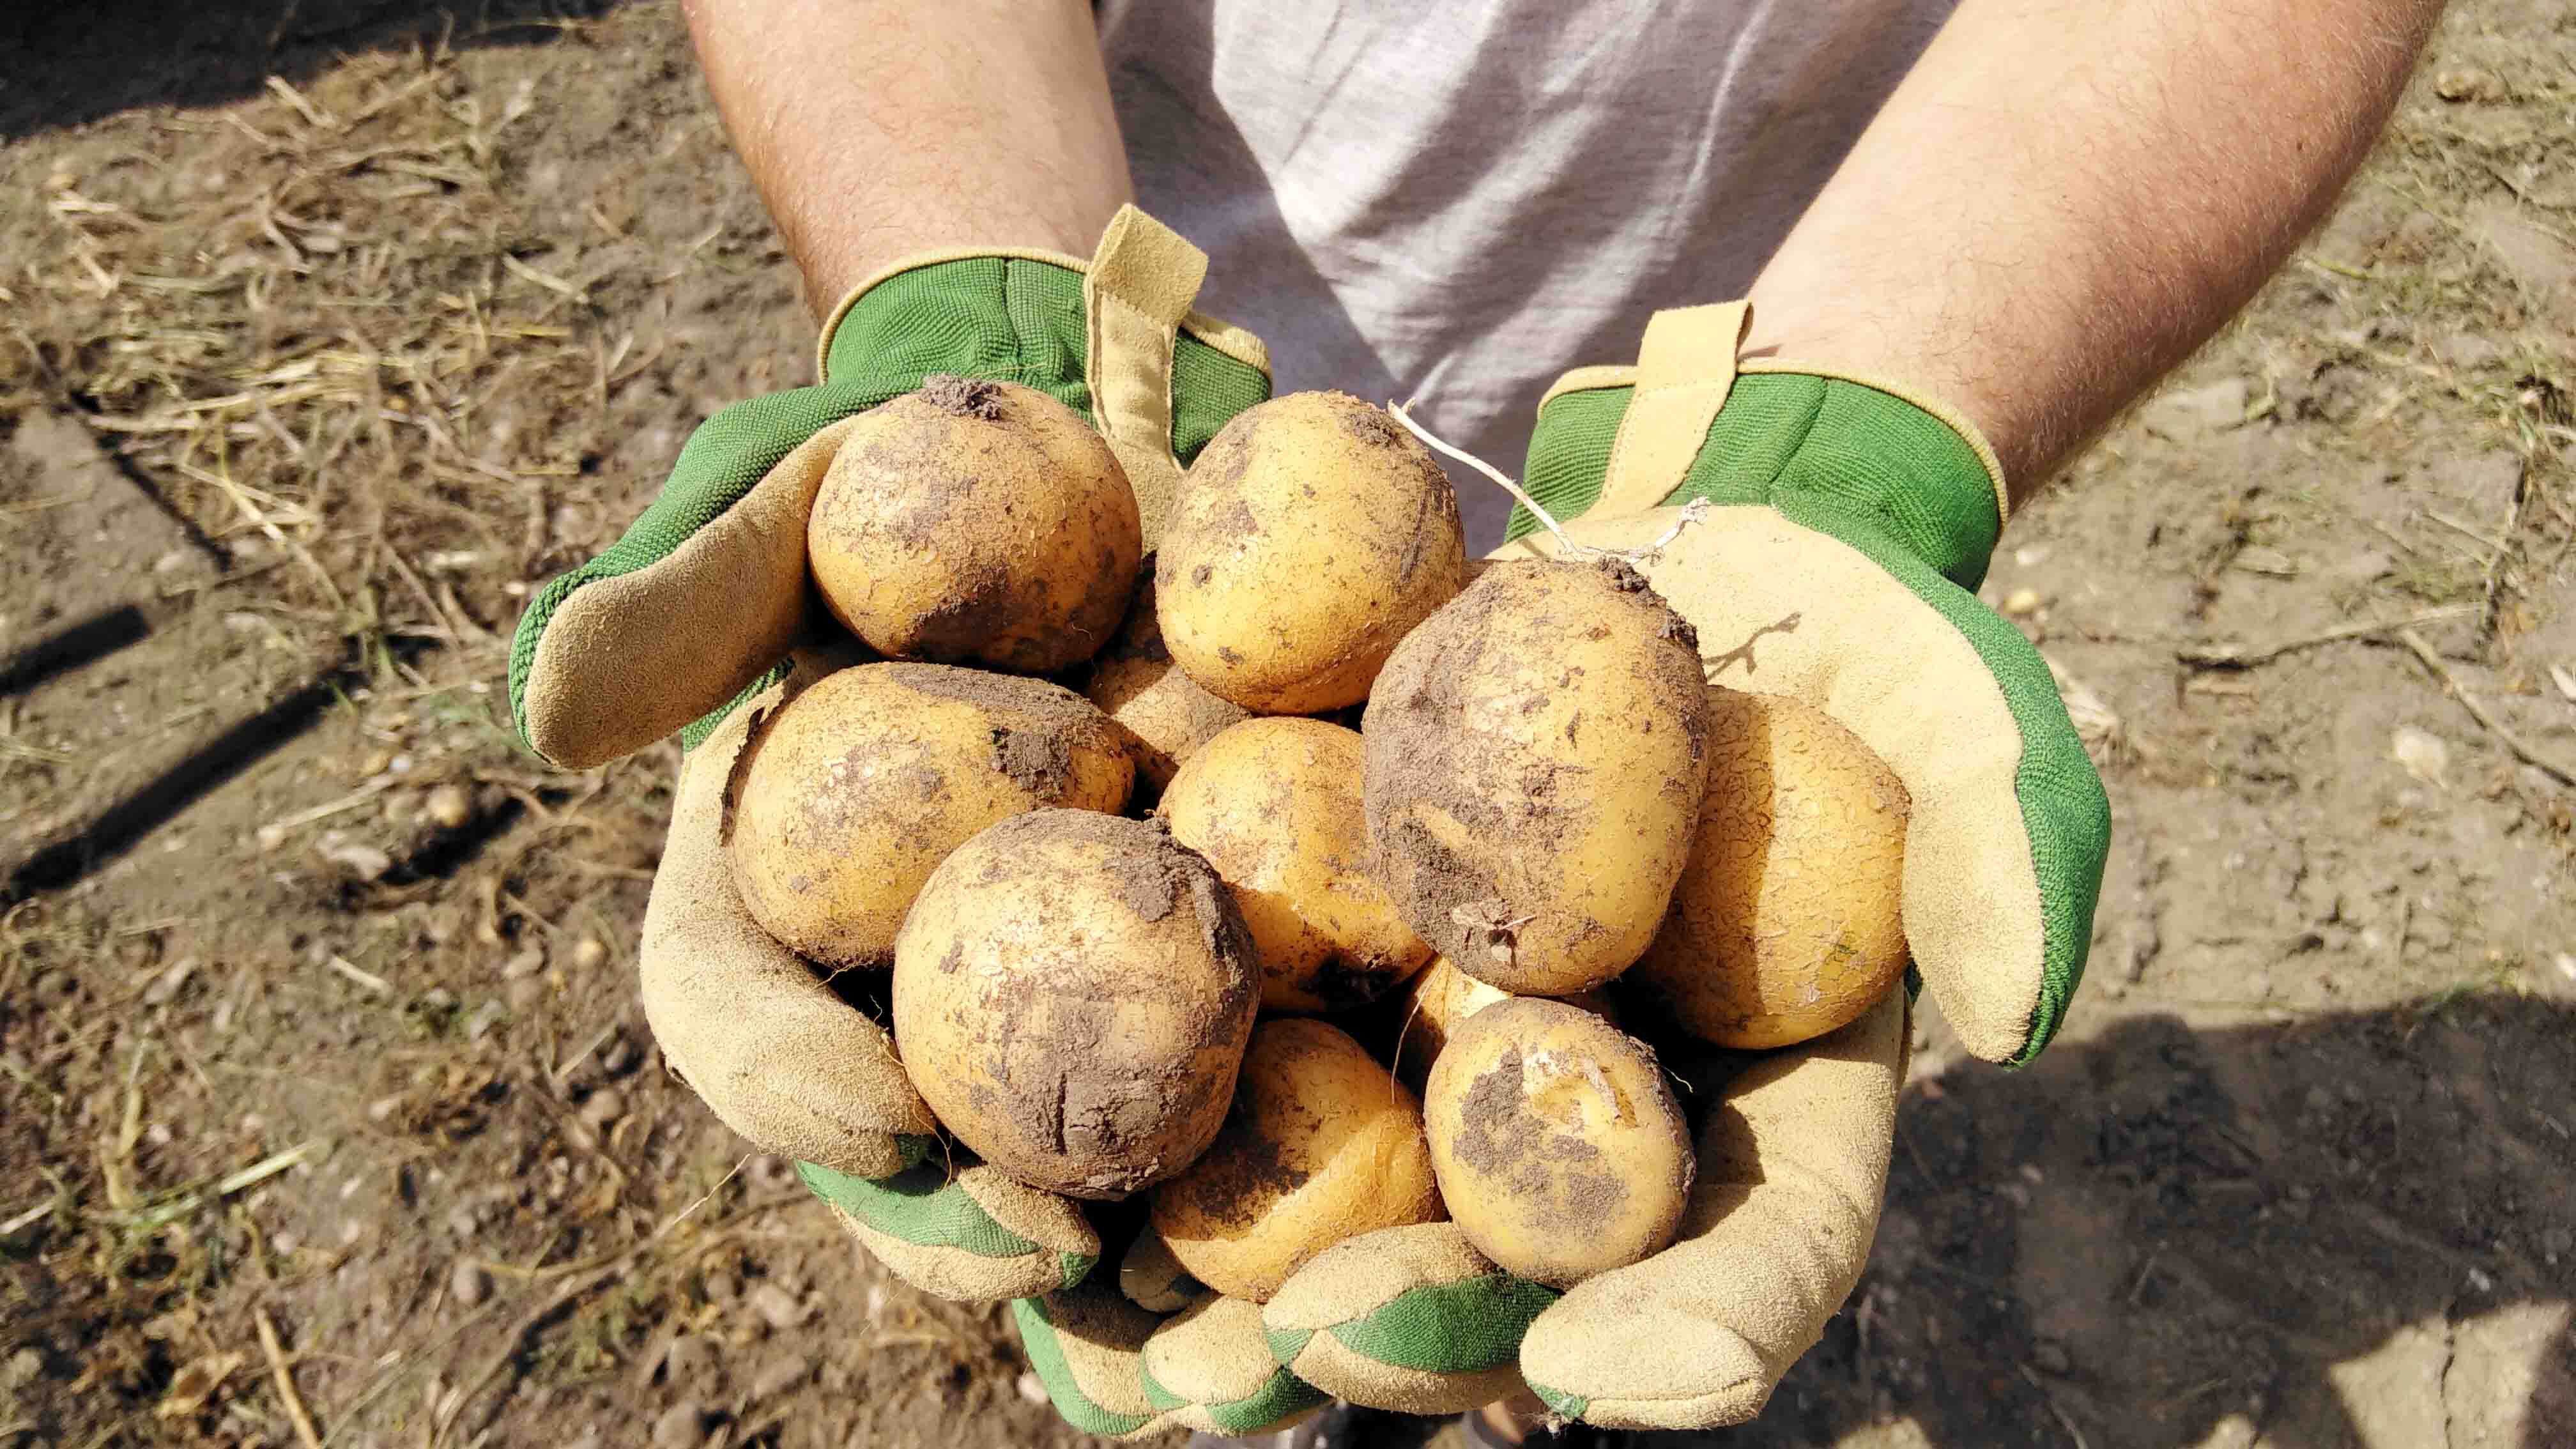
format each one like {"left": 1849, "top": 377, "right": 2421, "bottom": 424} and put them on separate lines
{"left": 0, "top": 0, "right": 633, "bottom": 140}
{"left": 1710, "top": 993, "right": 2575, "bottom": 1448}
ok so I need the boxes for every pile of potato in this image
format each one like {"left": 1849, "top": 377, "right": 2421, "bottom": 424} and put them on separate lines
{"left": 723, "top": 376, "right": 1913, "bottom": 1300}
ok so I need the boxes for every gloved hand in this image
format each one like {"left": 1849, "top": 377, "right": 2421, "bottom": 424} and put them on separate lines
{"left": 1013, "top": 1281, "right": 1327, "bottom": 1441}
{"left": 507, "top": 206, "right": 1273, "bottom": 1303}
{"left": 1262, "top": 302, "right": 2112, "bottom": 1429}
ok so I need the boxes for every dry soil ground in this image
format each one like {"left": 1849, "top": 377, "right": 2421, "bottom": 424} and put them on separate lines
{"left": 2, "top": 3, "right": 2572, "bottom": 1447}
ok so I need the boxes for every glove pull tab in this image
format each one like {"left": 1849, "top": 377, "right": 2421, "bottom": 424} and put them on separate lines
{"left": 1084, "top": 205, "right": 1210, "bottom": 551}
{"left": 1595, "top": 301, "right": 1754, "bottom": 518}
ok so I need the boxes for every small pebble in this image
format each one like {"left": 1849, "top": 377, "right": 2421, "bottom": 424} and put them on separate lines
{"left": 2031, "top": 1338, "right": 2071, "bottom": 1374}
{"left": 571, "top": 937, "right": 610, "bottom": 971}
{"left": 651, "top": 1401, "right": 707, "bottom": 1449}
{"left": 2002, "top": 587, "right": 2043, "bottom": 617}
{"left": 424, "top": 785, "right": 473, "bottom": 829}
{"left": 599, "top": 1032, "right": 642, "bottom": 1077}
{"left": 704, "top": 1271, "right": 740, "bottom": 1304}
{"left": 142, "top": 958, "right": 199, "bottom": 1007}
{"left": 665, "top": 1335, "right": 721, "bottom": 1392}
{"left": 578, "top": 1089, "right": 626, "bottom": 1130}
{"left": 360, "top": 748, "right": 395, "bottom": 777}
{"left": 747, "top": 1282, "right": 809, "bottom": 1331}
{"left": 501, "top": 947, "right": 547, "bottom": 979}
{"left": 445, "top": 1203, "right": 482, "bottom": 1239}
{"left": 1016, "top": 1369, "right": 1050, "bottom": 1406}
{"left": 450, "top": 1259, "right": 490, "bottom": 1308}
{"left": 749, "top": 1354, "right": 809, "bottom": 1402}
{"left": 464, "top": 1000, "right": 509, "bottom": 1041}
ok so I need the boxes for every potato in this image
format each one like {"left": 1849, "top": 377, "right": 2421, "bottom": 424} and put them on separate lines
{"left": 1629, "top": 689, "right": 1910, "bottom": 1049}
{"left": 725, "top": 663, "right": 1132, "bottom": 967}
{"left": 1389, "top": 956, "right": 1617, "bottom": 1093}
{"left": 1157, "top": 391, "right": 1464, "bottom": 712}
{"left": 893, "top": 811, "right": 1257, "bottom": 1199}
{"left": 1422, "top": 998, "right": 1692, "bottom": 1289}
{"left": 1149, "top": 1018, "right": 1443, "bottom": 1301}
{"left": 808, "top": 375, "right": 1140, "bottom": 673}
{"left": 1082, "top": 583, "right": 1250, "bottom": 797}
{"left": 1363, "top": 559, "right": 1709, "bottom": 995}
{"left": 1160, "top": 718, "right": 1433, "bottom": 1012}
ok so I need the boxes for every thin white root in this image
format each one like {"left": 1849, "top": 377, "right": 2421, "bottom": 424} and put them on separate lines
{"left": 1385, "top": 399, "right": 1708, "bottom": 565}
{"left": 1386, "top": 399, "right": 1583, "bottom": 556}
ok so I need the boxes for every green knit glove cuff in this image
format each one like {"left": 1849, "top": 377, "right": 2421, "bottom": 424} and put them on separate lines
{"left": 506, "top": 254, "right": 1269, "bottom": 753}
{"left": 1507, "top": 372, "right": 2004, "bottom": 592}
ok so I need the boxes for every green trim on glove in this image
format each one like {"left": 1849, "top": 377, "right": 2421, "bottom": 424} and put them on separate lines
{"left": 1509, "top": 374, "right": 2003, "bottom": 590}
{"left": 796, "top": 1158, "right": 1094, "bottom": 1291}
{"left": 1137, "top": 1357, "right": 1326, "bottom": 1435}
{"left": 1011, "top": 1298, "right": 1160, "bottom": 1439}
{"left": 1529, "top": 1382, "right": 1588, "bottom": 1422}
{"left": 507, "top": 254, "right": 1269, "bottom": 753}
{"left": 1266, "top": 1274, "right": 1560, "bottom": 1376}
{"left": 1775, "top": 493, "right": 2106, "bottom": 1061}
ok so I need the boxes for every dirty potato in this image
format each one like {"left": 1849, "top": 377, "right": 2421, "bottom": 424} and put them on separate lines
{"left": 1083, "top": 582, "right": 1251, "bottom": 798}
{"left": 1629, "top": 689, "right": 1910, "bottom": 1049}
{"left": 1149, "top": 1018, "right": 1443, "bottom": 1301}
{"left": 1422, "top": 998, "right": 1692, "bottom": 1289}
{"left": 725, "top": 663, "right": 1132, "bottom": 968}
{"left": 1156, "top": 391, "right": 1464, "bottom": 713}
{"left": 1363, "top": 559, "right": 1708, "bottom": 995}
{"left": 1388, "top": 956, "right": 1618, "bottom": 1093}
{"left": 1160, "top": 717, "right": 1433, "bottom": 1012}
{"left": 892, "top": 811, "right": 1257, "bottom": 1199}
{"left": 809, "top": 375, "right": 1141, "bottom": 673}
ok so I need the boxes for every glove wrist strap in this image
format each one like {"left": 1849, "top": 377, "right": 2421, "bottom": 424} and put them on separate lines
{"left": 1541, "top": 302, "right": 2013, "bottom": 531}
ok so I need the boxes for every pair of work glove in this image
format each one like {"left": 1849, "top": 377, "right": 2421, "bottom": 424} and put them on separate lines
{"left": 509, "top": 206, "right": 2110, "bottom": 1436}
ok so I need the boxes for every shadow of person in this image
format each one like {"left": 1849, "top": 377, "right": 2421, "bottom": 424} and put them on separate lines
{"left": 0, "top": 0, "right": 633, "bottom": 141}
{"left": 1631, "top": 993, "right": 2576, "bottom": 1448}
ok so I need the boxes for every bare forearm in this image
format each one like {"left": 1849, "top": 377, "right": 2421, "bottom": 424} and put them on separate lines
{"left": 1744, "top": 0, "right": 2444, "bottom": 501}
{"left": 683, "top": 0, "right": 1133, "bottom": 314}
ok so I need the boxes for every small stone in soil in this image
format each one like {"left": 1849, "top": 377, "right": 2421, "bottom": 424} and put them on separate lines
{"left": 424, "top": 784, "right": 472, "bottom": 829}
{"left": 1016, "top": 1370, "right": 1050, "bottom": 1406}
{"left": 652, "top": 1401, "right": 708, "bottom": 1449}
{"left": 599, "top": 1032, "right": 641, "bottom": 1077}
{"left": 578, "top": 1089, "right": 625, "bottom": 1128}
{"left": 500, "top": 948, "right": 547, "bottom": 979}
{"left": 572, "top": 937, "right": 609, "bottom": 971}
{"left": 703, "top": 1271, "right": 740, "bottom": 1304}
{"left": 664, "top": 1335, "right": 721, "bottom": 1392}
{"left": 749, "top": 1354, "right": 809, "bottom": 1401}
{"left": 450, "top": 1259, "right": 490, "bottom": 1308}
{"left": 747, "top": 1282, "right": 809, "bottom": 1331}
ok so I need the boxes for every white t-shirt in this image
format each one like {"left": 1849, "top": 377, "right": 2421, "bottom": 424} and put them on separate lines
{"left": 1097, "top": 1, "right": 1954, "bottom": 545}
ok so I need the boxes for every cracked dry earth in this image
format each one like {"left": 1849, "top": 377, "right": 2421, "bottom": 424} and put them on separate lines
{"left": 3, "top": 1, "right": 2573, "bottom": 1447}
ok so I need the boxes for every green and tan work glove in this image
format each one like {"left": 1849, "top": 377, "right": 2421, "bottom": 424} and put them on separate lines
{"left": 1013, "top": 1280, "right": 1328, "bottom": 1441}
{"left": 506, "top": 206, "right": 1273, "bottom": 1304}
{"left": 1262, "top": 302, "right": 2112, "bottom": 1429}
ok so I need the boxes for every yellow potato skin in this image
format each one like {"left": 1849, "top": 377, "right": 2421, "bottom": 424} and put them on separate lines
{"left": 808, "top": 376, "right": 1141, "bottom": 673}
{"left": 1083, "top": 585, "right": 1250, "bottom": 798}
{"left": 1630, "top": 689, "right": 1911, "bottom": 1049}
{"left": 1363, "top": 560, "right": 1709, "bottom": 994}
{"left": 1157, "top": 392, "right": 1465, "bottom": 713}
{"left": 1389, "top": 956, "right": 1618, "bottom": 1093}
{"left": 893, "top": 811, "right": 1257, "bottom": 1200}
{"left": 1149, "top": 1018, "right": 1444, "bottom": 1302}
{"left": 1159, "top": 718, "right": 1433, "bottom": 1013}
{"left": 1422, "top": 998, "right": 1692, "bottom": 1290}
{"left": 725, "top": 663, "right": 1132, "bottom": 967}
